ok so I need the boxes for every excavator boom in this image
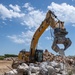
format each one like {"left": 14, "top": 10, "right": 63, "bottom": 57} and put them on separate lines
{"left": 30, "top": 10, "right": 57, "bottom": 59}
{"left": 30, "top": 10, "right": 71, "bottom": 61}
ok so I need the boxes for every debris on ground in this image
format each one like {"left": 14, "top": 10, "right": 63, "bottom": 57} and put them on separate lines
{"left": 4, "top": 50, "right": 75, "bottom": 75}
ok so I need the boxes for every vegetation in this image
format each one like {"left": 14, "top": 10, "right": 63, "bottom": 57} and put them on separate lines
{"left": 0, "top": 56, "right": 4, "bottom": 60}
{"left": 0, "top": 54, "right": 18, "bottom": 60}
{"left": 4, "top": 54, "right": 18, "bottom": 58}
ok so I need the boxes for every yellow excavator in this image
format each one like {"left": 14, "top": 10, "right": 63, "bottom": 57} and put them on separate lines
{"left": 12, "top": 10, "right": 71, "bottom": 67}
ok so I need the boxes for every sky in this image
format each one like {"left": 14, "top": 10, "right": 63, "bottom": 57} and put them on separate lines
{"left": 0, "top": 0, "right": 75, "bottom": 56}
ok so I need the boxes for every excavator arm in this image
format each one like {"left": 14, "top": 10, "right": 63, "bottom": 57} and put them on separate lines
{"left": 30, "top": 10, "right": 57, "bottom": 58}
{"left": 30, "top": 10, "right": 71, "bottom": 61}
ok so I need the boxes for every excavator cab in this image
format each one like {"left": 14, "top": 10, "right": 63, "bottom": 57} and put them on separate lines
{"left": 35, "top": 49, "right": 43, "bottom": 62}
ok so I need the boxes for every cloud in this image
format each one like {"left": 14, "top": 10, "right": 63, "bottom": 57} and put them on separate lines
{"left": 0, "top": 3, "right": 45, "bottom": 30}
{"left": 72, "top": 24, "right": 75, "bottom": 27}
{"left": 48, "top": 2, "right": 75, "bottom": 24}
{"left": 5, "top": 3, "right": 46, "bottom": 45}
{"left": 23, "top": 3, "right": 34, "bottom": 11}
{"left": 72, "top": 0, "right": 75, "bottom": 1}
{"left": 0, "top": 4, "right": 25, "bottom": 19}
{"left": 23, "top": 3, "right": 30, "bottom": 8}
{"left": 45, "top": 36, "right": 52, "bottom": 40}
{"left": 23, "top": 10, "right": 45, "bottom": 29}
{"left": 7, "top": 30, "right": 34, "bottom": 44}
{"left": 21, "top": 3, "right": 46, "bottom": 30}
{"left": 9, "top": 4, "right": 21, "bottom": 12}
{"left": 21, "top": 3, "right": 45, "bottom": 29}
{"left": 2, "top": 21, "right": 7, "bottom": 25}
{"left": 20, "top": 30, "right": 34, "bottom": 38}
{"left": 7, "top": 35, "right": 25, "bottom": 44}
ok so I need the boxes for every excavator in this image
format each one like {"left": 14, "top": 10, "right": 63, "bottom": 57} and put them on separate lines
{"left": 12, "top": 10, "right": 71, "bottom": 68}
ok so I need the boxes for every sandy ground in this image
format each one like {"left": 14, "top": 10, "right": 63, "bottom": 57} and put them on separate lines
{"left": 0, "top": 60, "right": 13, "bottom": 75}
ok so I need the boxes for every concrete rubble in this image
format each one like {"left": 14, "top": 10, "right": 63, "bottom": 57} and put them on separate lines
{"left": 4, "top": 62, "right": 68, "bottom": 75}
{"left": 4, "top": 50, "right": 75, "bottom": 75}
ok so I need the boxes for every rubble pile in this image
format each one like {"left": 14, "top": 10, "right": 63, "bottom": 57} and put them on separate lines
{"left": 5, "top": 61, "right": 68, "bottom": 75}
{"left": 43, "top": 50, "right": 55, "bottom": 61}
{"left": 4, "top": 63, "right": 67, "bottom": 75}
{"left": 4, "top": 50, "right": 75, "bottom": 75}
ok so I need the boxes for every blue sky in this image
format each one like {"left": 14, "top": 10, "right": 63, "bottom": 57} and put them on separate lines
{"left": 0, "top": 0, "right": 75, "bottom": 56}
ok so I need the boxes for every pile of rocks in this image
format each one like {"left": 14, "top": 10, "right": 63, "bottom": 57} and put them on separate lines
{"left": 4, "top": 61, "right": 68, "bottom": 75}
{"left": 4, "top": 50, "right": 75, "bottom": 75}
{"left": 43, "top": 50, "right": 55, "bottom": 61}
